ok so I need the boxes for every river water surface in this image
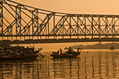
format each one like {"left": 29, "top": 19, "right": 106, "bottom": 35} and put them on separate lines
{"left": 0, "top": 42, "right": 119, "bottom": 79}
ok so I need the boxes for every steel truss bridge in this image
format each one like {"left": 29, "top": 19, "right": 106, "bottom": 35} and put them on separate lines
{"left": 0, "top": 0, "right": 119, "bottom": 43}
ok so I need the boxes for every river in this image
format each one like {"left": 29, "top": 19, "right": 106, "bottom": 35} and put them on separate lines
{"left": 0, "top": 42, "right": 119, "bottom": 79}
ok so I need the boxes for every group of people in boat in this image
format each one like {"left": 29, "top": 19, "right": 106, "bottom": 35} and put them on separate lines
{"left": 51, "top": 47, "right": 81, "bottom": 58}
{"left": 0, "top": 45, "right": 42, "bottom": 59}
{"left": 56, "top": 47, "right": 80, "bottom": 54}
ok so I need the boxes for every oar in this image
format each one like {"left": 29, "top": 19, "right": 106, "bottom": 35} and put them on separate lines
{"left": 38, "top": 52, "right": 44, "bottom": 58}
{"left": 36, "top": 48, "right": 44, "bottom": 58}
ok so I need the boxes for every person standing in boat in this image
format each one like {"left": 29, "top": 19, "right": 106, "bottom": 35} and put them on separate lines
{"left": 59, "top": 48, "right": 62, "bottom": 55}
{"left": 77, "top": 47, "right": 80, "bottom": 53}
{"left": 68, "top": 47, "right": 73, "bottom": 51}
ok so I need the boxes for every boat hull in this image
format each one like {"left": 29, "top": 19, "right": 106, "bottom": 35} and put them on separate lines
{"left": 0, "top": 55, "right": 38, "bottom": 60}
{"left": 0, "top": 46, "right": 43, "bottom": 60}
{"left": 51, "top": 55, "right": 79, "bottom": 58}
{"left": 51, "top": 52, "right": 80, "bottom": 58}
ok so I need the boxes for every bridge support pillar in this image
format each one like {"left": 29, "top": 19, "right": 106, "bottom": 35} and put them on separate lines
{"left": 0, "top": 0, "right": 3, "bottom": 40}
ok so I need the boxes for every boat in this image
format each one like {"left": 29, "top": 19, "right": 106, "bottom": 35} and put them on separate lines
{"left": 0, "top": 45, "right": 44, "bottom": 59}
{"left": 51, "top": 47, "right": 80, "bottom": 58}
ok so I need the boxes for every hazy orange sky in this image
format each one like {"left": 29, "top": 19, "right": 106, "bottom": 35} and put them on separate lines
{"left": 14, "top": 0, "right": 119, "bottom": 15}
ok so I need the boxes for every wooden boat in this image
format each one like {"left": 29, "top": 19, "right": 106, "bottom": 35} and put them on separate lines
{"left": 51, "top": 47, "right": 80, "bottom": 58}
{"left": 0, "top": 45, "right": 43, "bottom": 59}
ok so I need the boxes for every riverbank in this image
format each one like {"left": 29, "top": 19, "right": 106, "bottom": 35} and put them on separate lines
{"left": 71, "top": 43, "right": 119, "bottom": 49}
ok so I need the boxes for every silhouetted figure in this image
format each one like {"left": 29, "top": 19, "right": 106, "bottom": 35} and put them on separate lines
{"left": 57, "top": 50, "right": 59, "bottom": 54}
{"left": 68, "top": 47, "right": 72, "bottom": 51}
{"left": 77, "top": 48, "right": 80, "bottom": 52}
{"left": 59, "top": 48, "right": 62, "bottom": 54}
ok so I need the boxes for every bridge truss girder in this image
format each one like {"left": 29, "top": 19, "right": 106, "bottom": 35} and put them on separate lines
{"left": 0, "top": 0, "right": 119, "bottom": 40}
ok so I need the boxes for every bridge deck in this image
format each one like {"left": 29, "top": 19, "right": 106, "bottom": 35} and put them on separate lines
{"left": 0, "top": 38, "right": 119, "bottom": 44}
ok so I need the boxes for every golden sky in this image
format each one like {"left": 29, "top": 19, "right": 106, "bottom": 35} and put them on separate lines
{"left": 13, "top": 0, "right": 119, "bottom": 15}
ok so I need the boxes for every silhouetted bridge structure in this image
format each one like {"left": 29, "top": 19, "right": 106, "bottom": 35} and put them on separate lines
{"left": 0, "top": 0, "right": 119, "bottom": 44}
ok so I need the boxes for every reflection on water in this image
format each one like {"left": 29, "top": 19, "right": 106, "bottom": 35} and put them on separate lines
{"left": 0, "top": 50, "right": 119, "bottom": 79}
{"left": 0, "top": 57, "right": 49, "bottom": 79}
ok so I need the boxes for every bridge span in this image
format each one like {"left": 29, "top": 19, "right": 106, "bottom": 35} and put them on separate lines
{"left": 0, "top": 38, "right": 119, "bottom": 44}
{"left": 0, "top": 0, "right": 119, "bottom": 43}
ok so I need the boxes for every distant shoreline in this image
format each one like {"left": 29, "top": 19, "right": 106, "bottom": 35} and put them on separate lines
{"left": 71, "top": 43, "right": 119, "bottom": 49}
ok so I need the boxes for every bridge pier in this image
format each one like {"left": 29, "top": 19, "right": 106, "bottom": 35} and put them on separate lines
{"left": 0, "top": 0, "right": 3, "bottom": 40}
